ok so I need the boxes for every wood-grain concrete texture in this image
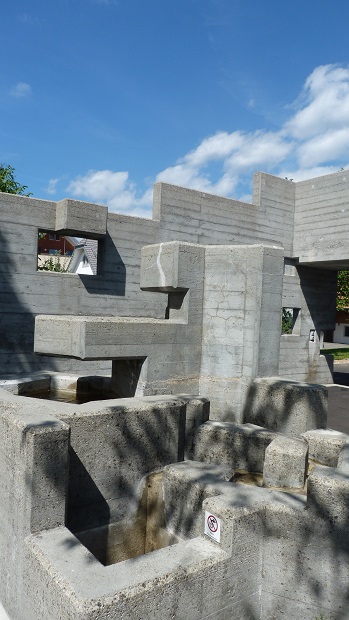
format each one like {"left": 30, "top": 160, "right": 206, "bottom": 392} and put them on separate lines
{"left": 0, "top": 169, "right": 345, "bottom": 401}
{"left": 294, "top": 170, "right": 349, "bottom": 266}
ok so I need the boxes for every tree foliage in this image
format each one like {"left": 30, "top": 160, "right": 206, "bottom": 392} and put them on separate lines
{"left": 281, "top": 308, "right": 293, "bottom": 334}
{"left": 0, "top": 163, "right": 31, "bottom": 196}
{"left": 337, "top": 271, "right": 349, "bottom": 311}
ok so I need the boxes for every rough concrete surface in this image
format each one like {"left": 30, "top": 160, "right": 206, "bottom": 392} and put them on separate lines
{"left": 2, "top": 169, "right": 349, "bottom": 619}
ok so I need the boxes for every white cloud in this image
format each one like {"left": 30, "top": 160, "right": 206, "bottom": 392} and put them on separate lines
{"left": 156, "top": 129, "right": 292, "bottom": 195}
{"left": 64, "top": 63, "right": 349, "bottom": 216}
{"left": 297, "top": 128, "right": 349, "bottom": 167}
{"left": 67, "top": 170, "right": 129, "bottom": 201}
{"left": 66, "top": 170, "right": 153, "bottom": 218}
{"left": 285, "top": 65, "right": 349, "bottom": 140}
{"left": 225, "top": 131, "right": 293, "bottom": 171}
{"left": 10, "top": 82, "right": 31, "bottom": 97}
{"left": 46, "top": 178, "right": 59, "bottom": 195}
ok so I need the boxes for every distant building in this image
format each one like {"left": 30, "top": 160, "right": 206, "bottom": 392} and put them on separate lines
{"left": 333, "top": 309, "right": 349, "bottom": 344}
{"left": 67, "top": 239, "right": 98, "bottom": 275}
{"left": 38, "top": 233, "right": 77, "bottom": 256}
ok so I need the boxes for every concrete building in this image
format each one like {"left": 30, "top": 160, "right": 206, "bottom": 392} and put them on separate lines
{"left": 0, "top": 170, "right": 349, "bottom": 619}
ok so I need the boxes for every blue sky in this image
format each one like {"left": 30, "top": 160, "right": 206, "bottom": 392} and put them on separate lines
{"left": 2, "top": 0, "right": 349, "bottom": 217}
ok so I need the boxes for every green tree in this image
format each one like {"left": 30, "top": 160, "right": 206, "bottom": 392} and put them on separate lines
{"left": 281, "top": 308, "right": 293, "bottom": 334}
{"left": 0, "top": 163, "right": 31, "bottom": 196}
{"left": 337, "top": 271, "right": 349, "bottom": 311}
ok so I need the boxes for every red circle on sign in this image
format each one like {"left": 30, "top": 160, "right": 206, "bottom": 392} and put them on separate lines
{"left": 207, "top": 514, "right": 218, "bottom": 533}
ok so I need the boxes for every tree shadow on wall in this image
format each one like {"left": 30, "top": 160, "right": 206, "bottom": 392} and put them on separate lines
{"left": 0, "top": 230, "right": 59, "bottom": 377}
{"left": 16, "top": 387, "right": 349, "bottom": 619}
{"left": 76, "top": 233, "right": 126, "bottom": 296}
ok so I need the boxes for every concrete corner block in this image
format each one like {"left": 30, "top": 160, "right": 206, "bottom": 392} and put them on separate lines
{"left": 202, "top": 491, "right": 266, "bottom": 558}
{"left": 243, "top": 377, "right": 327, "bottom": 435}
{"left": 303, "top": 429, "right": 348, "bottom": 467}
{"left": 192, "top": 420, "right": 276, "bottom": 473}
{"left": 140, "top": 241, "right": 205, "bottom": 291}
{"left": 307, "top": 465, "right": 349, "bottom": 530}
{"left": 140, "top": 242, "right": 180, "bottom": 290}
{"left": 163, "top": 461, "right": 233, "bottom": 538}
{"left": 263, "top": 435, "right": 308, "bottom": 489}
{"left": 55, "top": 198, "right": 107, "bottom": 237}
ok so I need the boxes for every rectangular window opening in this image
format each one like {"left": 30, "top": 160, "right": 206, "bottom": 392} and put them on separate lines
{"left": 283, "top": 257, "right": 299, "bottom": 276}
{"left": 282, "top": 307, "right": 301, "bottom": 335}
{"left": 37, "top": 231, "right": 100, "bottom": 276}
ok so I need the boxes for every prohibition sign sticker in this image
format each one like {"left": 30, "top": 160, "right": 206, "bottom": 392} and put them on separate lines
{"left": 204, "top": 511, "right": 221, "bottom": 543}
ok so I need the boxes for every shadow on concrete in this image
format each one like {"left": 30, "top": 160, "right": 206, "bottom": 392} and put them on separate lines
{"left": 10, "top": 389, "right": 349, "bottom": 619}
{"left": 0, "top": 230, "right": 58, "bottom": 377}
{"left": 78, "top": 233, "right": 126, "bottom": 296}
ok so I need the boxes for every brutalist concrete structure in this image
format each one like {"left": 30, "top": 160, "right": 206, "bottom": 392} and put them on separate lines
{"left": 1, "top": 170, "right": 349, "bottom": 619}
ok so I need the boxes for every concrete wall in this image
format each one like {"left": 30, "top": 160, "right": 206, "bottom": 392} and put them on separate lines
{"left": 279, "top": 264, "right": 336, "bottom": 383}
{"left": 294, "top": 170, "right": 349, "bottom": 265}
{"left": 0, "top": 170, "right": 343, "bottom": 405}
{"left": 200, "top": 245, "right": 283, "bottom": 419}
{"left": 0, "top": 172, "right": 296, "bottom": 376}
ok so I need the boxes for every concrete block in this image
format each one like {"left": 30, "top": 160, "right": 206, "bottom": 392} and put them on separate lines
{"left": 192, "top": 420, "right": 276, "bottom": 472}
{"left": 307, "top": 465, "right": 349, "bottom": 532}
{"left": 303, "top": 428, "right": 348, "bottom": 467}
{"left": 163, "top": 461, "right": 233, "bottom": 538}
{"left": 263, "top": 435, "right": 308, "bottom": 489}
{"left": 55, "top": 198, "right": 107, "bottom": 237}
{"left": 202, "top": 488, "right": 268, "bottom": 555}
{"left": 243, "top": 377, "right": 327, "bottom": 435}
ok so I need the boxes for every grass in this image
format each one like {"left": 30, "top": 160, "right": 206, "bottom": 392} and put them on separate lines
{"left": 321, "top": 348, "right": 349, "bottom": 361}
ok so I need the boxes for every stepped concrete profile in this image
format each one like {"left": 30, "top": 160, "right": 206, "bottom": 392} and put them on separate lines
{"left": 1, "top": 169, "right": 349, "bottom": 619}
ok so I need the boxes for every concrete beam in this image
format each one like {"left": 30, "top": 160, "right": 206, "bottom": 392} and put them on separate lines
{"left": 55, "top": 198, "right": 107, "bottom": 237}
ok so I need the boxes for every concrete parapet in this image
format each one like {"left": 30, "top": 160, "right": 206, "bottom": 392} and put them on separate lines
{"left": 192, "top": 420, "right": 276, "bottom": 472}
{"left": 263, "top": 435, "right": 308, "bottom": 490}
{"left": 24, "top": 527, "right": 229, "bottom": 620}
{"left": 303, "top": 428, "right": 348, "bottom": 467}
{"left": 243, "top": 377, "right": 327, "bottom": 435}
